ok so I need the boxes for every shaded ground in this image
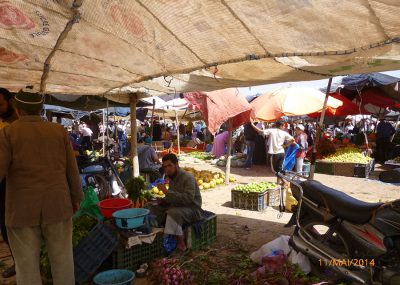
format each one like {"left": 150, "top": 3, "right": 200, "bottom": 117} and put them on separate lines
{"left": 0, "top": 156, "right": 398, "bottom": 284}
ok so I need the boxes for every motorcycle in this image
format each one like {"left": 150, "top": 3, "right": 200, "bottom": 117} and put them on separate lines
{"left": 78, "top": 152, "right": 127, "bottom": 200}
{"left": 280, "top": 171, "right": 400, "bottom": 285}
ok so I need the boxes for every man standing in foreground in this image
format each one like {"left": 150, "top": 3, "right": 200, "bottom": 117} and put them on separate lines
{"left": 0, "top": 88, "right": 17, "bottom": 278}
{"left": 252, "top": 120, "right": 296, "bottom": 184}
{"left": 0, "top": 91, "right": 83, "bottom": 285}
{"left": 149, "top": 154, "right": 203, "bottom": 251}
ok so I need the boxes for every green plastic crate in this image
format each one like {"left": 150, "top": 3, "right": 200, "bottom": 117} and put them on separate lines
{"left": 112, "top": 232, "right": 165, "bottom": 270}
{"left": 112, "top": 213, "right": 217, "bottom": 270}
{"left": 187, "top": 213, "right": 217, "bottom": 250}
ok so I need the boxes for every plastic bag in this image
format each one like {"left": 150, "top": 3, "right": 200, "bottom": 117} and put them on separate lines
{"left": 250, "top": 235, "right": 291, "bottom": 264}
{"left": 74, "top": 186, "right": 103, "bottom": 221}
{"left": 163, "top": 235, "right": 177, "bottom": 255}
{"left": 288, "top": 250, "right": 311, "bottom": 274}
{"left": 262, "top": 250, "right": 287, "bottom": 273}
{"left": 283, "top": 144, "right": 299, "bottom": 171}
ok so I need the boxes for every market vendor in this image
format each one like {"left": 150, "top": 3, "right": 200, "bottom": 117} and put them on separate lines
{"left": 0, "top": 90, "right": 83, "bottom": 284}
{"left": 138, "top": 139, "right": 163, "bottom": 182}
{"left": 148, "top": 153, "right": 203, "bottom": 252}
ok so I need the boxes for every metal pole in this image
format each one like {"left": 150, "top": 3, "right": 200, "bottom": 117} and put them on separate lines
{"left": 310, "top": 77, "right": 333, "bottom": 180}
{"left": 175, "top": 110, "right": 181, "bottom": 155}
{"left": 130, "top": 94, "right": 140, "bottom": 177}
{"left": 150, "top": 98, "right": 155, "bottom": 140}
{"left": 225, "top": 119, "right": 233, "bottom": 185}
{"left": 106, "top": 100, "right": 110, "bottom": 158}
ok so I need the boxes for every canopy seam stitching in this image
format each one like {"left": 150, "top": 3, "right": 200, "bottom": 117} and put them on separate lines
{"left": 220, "top": 0, "right": 269, "bottom": 54}
{"left": 103, "top": 38, "right": 400, "bottom": 95}
{"left": 135, "top": 0, "right": 208, "bottom": 65}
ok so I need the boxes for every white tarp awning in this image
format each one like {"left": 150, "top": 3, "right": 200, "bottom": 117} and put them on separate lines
{"left": 1, "top": 1, "right": 400, "bottom": 102}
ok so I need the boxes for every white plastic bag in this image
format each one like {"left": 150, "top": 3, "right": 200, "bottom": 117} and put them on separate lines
{"left": 250, "top": 235, "right": 291, "bottom": 264}
{"left": 250, "top": 235, "right": 311, "bottom": 274}
{"left": 288, "top": 250, "right": 311, "bottom": 274}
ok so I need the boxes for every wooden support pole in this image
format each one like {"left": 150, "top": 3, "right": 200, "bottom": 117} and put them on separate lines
{"left": 150, "top": 98, "right": 155, "bottom": 140}
{"left": 130, "top": 93, "right": 140, "bottom": 177}
{"left": 310, "top": 77, "right": 332, "bottom": 180}
{"left": 175, "top": 110, "right": 181, "bottom": 155}
{"left": 102, "top": 109, "right": 106, "bottom": 156}
{"left": 225, "top": 119, "right": 233, "bottom": 185}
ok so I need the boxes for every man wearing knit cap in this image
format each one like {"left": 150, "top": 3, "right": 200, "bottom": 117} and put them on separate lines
{"left": 0, "top": 90, "right": 83, "bottom": 285}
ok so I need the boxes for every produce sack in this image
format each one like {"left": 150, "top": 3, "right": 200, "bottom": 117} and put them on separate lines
{"left": 285, "top": 188, "right": 298, "bottom": 212}
{"left": 74, "top": 186, "right": 103, "bottom": 221}
{"left": 283, "top": 144, "right": 299, "bottom": 171}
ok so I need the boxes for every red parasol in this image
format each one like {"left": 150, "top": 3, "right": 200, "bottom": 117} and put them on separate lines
{"left": 308, "top": 92, "right": 369, "bottom": 118}
{"left": 184, "top": 88, "right": 253, "bottom": 135}
{"left": 356, "top": 87, "right": 395, "bottom": 108}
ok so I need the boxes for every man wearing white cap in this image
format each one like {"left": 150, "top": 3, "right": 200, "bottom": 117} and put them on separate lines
{"left": 0, "top": 90, "right": 83, "bottom": 285}
{"left": 294, "top": 124, "right": 308, "bottom": 173}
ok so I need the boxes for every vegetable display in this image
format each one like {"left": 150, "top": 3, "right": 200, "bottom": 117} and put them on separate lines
{"left": 182, "top": 167, "right": 235, "bottom": 190}
{"left": 215, "top": 154, "right": 247, "bottom": 168}
{"left": 187, "top": 151, "right": 213, "bottom": 161}
{"left": 324, "top": 146, "right": 371, "bottom": 164}
{"left": 125, "top": 176, "right": 147, "bottom": 201}
{"left": 150, "top": 258, "right": 193, "bottom": 285}
{"left": 233, "top": 182, "right": 278, "bottom": 194}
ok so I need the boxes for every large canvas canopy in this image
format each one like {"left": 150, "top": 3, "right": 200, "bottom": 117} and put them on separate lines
{"left": 1, "top": 1, "right": 400, "bottom": 102}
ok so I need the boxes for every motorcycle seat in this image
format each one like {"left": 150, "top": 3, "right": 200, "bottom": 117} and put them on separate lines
{"left": 300, "top": 180, "right": 383, "bottom": 224}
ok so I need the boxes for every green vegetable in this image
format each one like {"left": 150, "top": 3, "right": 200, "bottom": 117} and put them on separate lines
{"left": 324, "top": 146, "right": 371, "bottom": 164}
{"left": 188, "top": 151, "right": 213, "bottom": 161}
{"left": 233, "top": 182, "right": 278, "bottom": 193}
{"left": 125, "top": 176, "right": 147, "bottom": 201}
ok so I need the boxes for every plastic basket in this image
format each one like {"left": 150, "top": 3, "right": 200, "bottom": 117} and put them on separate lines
{"left": 74, "top": 222, "right": 119, "bottom": 285}
{"left": 93, "top": 269, "right": 135, "bottom": 285}
{"left": 266, "top": 187, "right": 281, "bottom": 207}
{"left": 112, "top": 232, "right": 165, "bottom": 270}
{"left": 231, "top": 190, "right": 268, "bottom": 211}
{"left": 187, "top": 212, "right": 217, "bottom": 250}
{"left": 354, "top": 160, "right": 374, "bottom": 178}
{"left": 315, "top": 161, "right": 334, "bottom": 175}
{"left": 332, "top": 162, "right": 356, "bottom": 177}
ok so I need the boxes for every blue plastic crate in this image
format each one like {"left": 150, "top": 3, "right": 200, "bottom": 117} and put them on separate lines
{"left": 74, "top": 222, "right": 119, "bottom": 285}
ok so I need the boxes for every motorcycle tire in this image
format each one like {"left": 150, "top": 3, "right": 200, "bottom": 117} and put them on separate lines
{"left": 86, "top": 174, "right": 112, "bottom": 201}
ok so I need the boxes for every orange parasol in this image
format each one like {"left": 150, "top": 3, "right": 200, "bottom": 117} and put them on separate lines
{"left": 251, "top": 86, "right": 342, "bottom": 121}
